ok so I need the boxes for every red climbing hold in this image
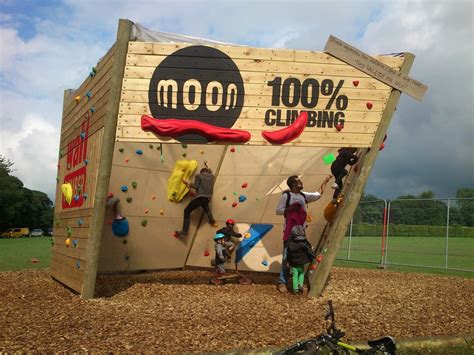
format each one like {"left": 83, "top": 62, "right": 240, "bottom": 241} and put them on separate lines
{"left": 108, "top": 192, "right": 114, "bottom": 198}
{"left": 316, "top": 255, "right": 323, "bottom": 263}
{"left": 352, "top": 80, "right": 359, "bottom": 87}
{"left": 204, "top": 250, "right": 210, "bottom": 257}
{"left": 309, "top": 264, "right": 317, "bottom": 270}
{"left": 335, "top": 124, "right": 344, "bottom": 132}
{"left": 241, "top": 182, "right": 248, "bottom": 188}
{"left": 379, "top": 142, "right": 385, "bottom": 151}
{"left": 230, "top": 147, "right": 235, "bottom": 152}
{"left": 232, "top": 202, "right": 238, "bottom": 208}
{"left": 261, "top": 111, "right": 308, "bottom": 144}
{"left": 366, "top": 102, "right": 373, "bottom": 110}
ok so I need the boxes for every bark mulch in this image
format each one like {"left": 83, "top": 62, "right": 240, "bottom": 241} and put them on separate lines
{"left": 1, "top": 267, "right": 473, "bottom": 353}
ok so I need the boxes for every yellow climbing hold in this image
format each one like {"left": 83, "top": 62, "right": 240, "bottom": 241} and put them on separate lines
{"left": 167, "top": 160, "right": 198, "bottom": 202}
{"left": 160, "top": 209, "right": 164, "bottom": 215}
{"left": 61, "top": 183, "right": 73, "bottom": 205}
{"left": 74, "top": 95, "right": 81, "bottom": 103}
{"left": 65, "top": 238, "right": 71, "bottom": 247}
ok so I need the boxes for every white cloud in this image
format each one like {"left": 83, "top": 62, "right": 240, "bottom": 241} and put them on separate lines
{"left": 0, "top": 0, "right": 472, "bottom": 201}
{"left": 0, "top": 111, "right": 59, "bottom": 197}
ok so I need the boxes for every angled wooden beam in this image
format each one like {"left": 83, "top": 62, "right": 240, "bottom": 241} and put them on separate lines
{"left": 308, "top": 52, "right": 415, "bottom": 298}
{"left": 82, "top": 19, "right": 132, "bottom": 299}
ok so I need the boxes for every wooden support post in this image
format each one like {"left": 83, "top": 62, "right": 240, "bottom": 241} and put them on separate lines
{"left": 307, "top": 53, "right": 415, "bottom": 298}
{"left": 81, "top": 19, "right": 132, "bottom": 299}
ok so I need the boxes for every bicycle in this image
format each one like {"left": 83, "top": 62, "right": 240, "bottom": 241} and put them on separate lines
{"left": 276, "top": 300, "right": 396, "bottom": 354}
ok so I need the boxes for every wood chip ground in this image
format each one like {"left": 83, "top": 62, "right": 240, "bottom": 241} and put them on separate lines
{"left": 1, "top": 267, "right": 473, "bottom": 352}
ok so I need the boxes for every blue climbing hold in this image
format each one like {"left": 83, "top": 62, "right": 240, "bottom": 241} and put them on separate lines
{"left": 83, "top": 159, "right": 89, "bottom": 165}
{"left": 80, "top": 132, "right": 86, "bottom": 139}
{"left": 235, "top": 224, "right": 273, "bottom": 264}
{"left": 262, "top": 260, "right": 269, "bottom": 267}
{"left": 73, "top": 195, "right": 80, "bottom": 202}
{"left": 121, "top": 185, "right": 128, "bottom": 192}
{"left": 112, "top": 218, "right": 129, "bottom": 237}
{"left": 77, "top": 218, "right": 83, "bottom": 226}
{"left": 83, "top": 193, "right": 88, "bottom": 200}
{"left": 90, "top": 106, "right": 95, "bottom": 113}
{"left": 76, "top": 260, "right": 81, "bottom": 269}
{"left": 85, "top": 91, "right": 92, "bottom": 99}
{"left": 238, "top": 195, "right": 247, "bottom": 203}
{"left": 136, "top": 149, "right": 143, "bottom": 155}
{"left": 72, "top": 239, "right": 78, "bottom": 247}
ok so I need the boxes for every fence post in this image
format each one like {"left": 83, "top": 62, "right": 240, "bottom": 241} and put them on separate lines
{"left": 445, "top": 199, "right": 450, "bottom": 269}
{"left": 348, "top": 218, "right": 353, "bottom": 260}
{"left": 384, "top": 200, "right": 392, "bottom": 267}
{"left": 379, "top": 199, "right": 388, "bottom": 268}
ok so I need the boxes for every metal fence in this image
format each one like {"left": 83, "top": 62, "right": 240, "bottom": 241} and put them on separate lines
{"left": 337, "top": 198, "right": 474, "bottom": 273}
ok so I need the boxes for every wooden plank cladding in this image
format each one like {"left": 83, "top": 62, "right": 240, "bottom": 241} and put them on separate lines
{"left": 127, "top": 42, "right": 403, "bottom": 67}
{"left": 117, "top": 42, "right": 403, "bottom": 147}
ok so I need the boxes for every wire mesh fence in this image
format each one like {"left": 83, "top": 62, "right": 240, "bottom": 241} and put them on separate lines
{"left": 336, "top": 198, "right": 474, "bottom": 273}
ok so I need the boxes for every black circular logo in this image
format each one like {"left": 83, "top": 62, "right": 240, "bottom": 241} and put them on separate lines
{"left": 148, "top": 46, "right": 245, "bottom": 142}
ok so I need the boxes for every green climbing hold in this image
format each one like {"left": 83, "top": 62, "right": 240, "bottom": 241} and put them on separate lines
{"left": 182, "top": 153, "right": 187, "bottom": 158}
{"left": 324, "top": 248, "right": 328, "bottom": 253}
{"left": 56, "top": 177, "right": 59, "bottom": 183}
{"left": 322, "top": 153, "right": 336, "bottom": 165}
{"left": 119, "top": 148, "right": 124, "bottom": 153}
{"left": 67, "top": 227, "right": 72, "bottom": 236}
{"left": 59, "top": 150, "right": 63, "bottom": 158}
{"left": 156, "top": 145, "right": 161, "bottom": 150}
{"left": 92, "top": 66, "right": 97, "bottom": 73}
{"left": 149, "top": 144, "right": 154, "bottom": 149}
{"left": 141, "top": 220, "right": 148, "bottom": 227}
{"left": 223, "top": 196, "right": 227, "bottom": 201}
{"left": 181, "top": 144, "right": 187, "bottom": 149}
{"left": 131, "top": 181, "right": 137, "bottom": 189}
{"left": 126, "top": 197, "right": 132, "bottom": 203}
{"left": 122, "top": 239, "right": 127, "bottom": 245}
{"left": 233, "top": 192, "right": 237, "bottom": 196}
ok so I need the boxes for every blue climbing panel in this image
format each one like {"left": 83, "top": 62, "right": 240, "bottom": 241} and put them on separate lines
{"left": 235, "top": 224, "right": 273, "bottom": 264}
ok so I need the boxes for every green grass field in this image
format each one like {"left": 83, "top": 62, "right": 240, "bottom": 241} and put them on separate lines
{"left": 336, "top": 236, "right": 474, "bottom": 278}
{"left": 0, "top": 237, "right": 52, "bottom": 272}
{"left": 1, "top": 236, "right": 472, "bottom": 278}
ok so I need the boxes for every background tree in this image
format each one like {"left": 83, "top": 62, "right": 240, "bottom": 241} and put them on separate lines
{"left": 0, "top": 155, "right": 54, "bottom": 232}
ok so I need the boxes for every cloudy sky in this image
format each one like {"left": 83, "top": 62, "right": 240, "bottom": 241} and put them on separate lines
{"left": 0, "top": 0, "right": 472, "bottom": 201}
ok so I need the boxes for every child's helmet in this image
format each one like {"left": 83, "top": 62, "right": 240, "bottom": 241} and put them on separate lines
{"left": 226, "top": 219, "right": 235, "bottom": 226}
{"left": 214, "top": 233, "right": 225, "bottom": 240}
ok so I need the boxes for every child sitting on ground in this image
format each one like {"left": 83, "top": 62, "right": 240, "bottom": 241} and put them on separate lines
{"left": 287, "top": 225, "right": 315, "bottom": 295}
{"left": 216, "top": 219, "right": 243, "bottom": 260}
{"left": 214, "top": 233, "right": 230, "bottom": 275}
